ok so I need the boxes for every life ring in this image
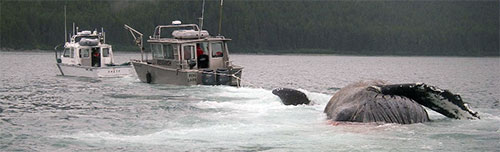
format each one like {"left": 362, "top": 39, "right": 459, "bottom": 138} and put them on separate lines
{"left": 146, "top": 72, "right": 152, "bottom": 83}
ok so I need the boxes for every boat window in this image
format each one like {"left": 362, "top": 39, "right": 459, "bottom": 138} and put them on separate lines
{"left": 211, "top": 42, "right": 224, "bottom": 58}
{"left": 196, "top": 42, "right": 209, "bottom": 56}
{"left": 183, "top": 45, "right": 195, "bottom": 60}
{"left": 151, "top": 43, "right": 163, "bottom": 59}
{"left": 163, "top": 44, "right": 174, "bottom": 59}
{"left": 81, "top": 48, "right": 90, "bottom": 58}
{"left": 63, "top": 48, "right": 70, "bottom": 57}
{"left": 70, "top": 48, "right": 75, "bottom": 58}
{"left": 173, "top": 45, "right": 179, "bottom": 60}
{"left": 102, "top": 48, "right": 110, "bottom": 57}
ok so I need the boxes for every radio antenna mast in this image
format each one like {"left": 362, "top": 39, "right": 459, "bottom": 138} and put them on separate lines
{"left": 198, "top": 0, "right": 206, "bottom": 39}
{"left": 64, "top": 5, "right": 67, "bottom": 43}
{"left": 218, "top": 0, "right": 224, "bottom": 35}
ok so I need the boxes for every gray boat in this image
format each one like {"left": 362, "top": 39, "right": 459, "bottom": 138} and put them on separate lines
{"left": 124, "top": 21, "right": 243, "bottom": 86}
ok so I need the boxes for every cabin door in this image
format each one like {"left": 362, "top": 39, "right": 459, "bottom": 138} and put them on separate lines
{"left": 209, "top": 42, "right": 224, "bottom": 70}
{"left": 101, "top": 47, "right": 112, "bottom": 66}
{"left": 196, "top": 42, "right": 209, "bottom": 69}
{"left": 91, "top": 48, "right": 101, "bottom": 67}
{"left": 80, "top": 48, "right": 91, "bottom": 66}
{"left": 181, "top": 44, "right": 196, "bottom": 69}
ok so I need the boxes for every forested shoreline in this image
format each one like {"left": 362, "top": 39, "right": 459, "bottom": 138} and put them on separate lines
{"left": 1, "top": 0, "right": 499, "bottom": 56}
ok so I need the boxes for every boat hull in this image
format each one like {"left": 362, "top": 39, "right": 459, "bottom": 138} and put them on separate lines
{"left": 56, "top": 63, "right": 132, "bottom": 78}
{"left": 131, "top": 61, "right": 242, "bottom": 86}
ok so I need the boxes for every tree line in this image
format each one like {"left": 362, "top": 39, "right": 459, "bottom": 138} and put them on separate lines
{"left": 1, "top": 0, "right": 498, "bottom": 56}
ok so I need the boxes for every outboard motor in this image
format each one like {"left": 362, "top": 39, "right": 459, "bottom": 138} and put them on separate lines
{"left": 202, "top": 69, "right": 217, "bottom": 85}
{"left": 216, "top": 68, "right": 231, "bottom": 85}
{"left": 198, "top": 54, "right": 209, "bottom": 68}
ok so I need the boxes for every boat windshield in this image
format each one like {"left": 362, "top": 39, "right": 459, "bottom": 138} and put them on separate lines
{"left": 211, "top": 42, "right": 224, "bottom": 58}
{"left": 63, "top": 48, "right": 74, "bottom": 58}
{"left": 183, "top": 45, "right": 195, "bottom": 60}
{"left": 102, "top": 48, "right": 110, "bottom": 57}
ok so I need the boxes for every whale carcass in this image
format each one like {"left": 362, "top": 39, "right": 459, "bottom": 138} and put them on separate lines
{"left": 272, "top": 81, "right": 480, "bottom": 124}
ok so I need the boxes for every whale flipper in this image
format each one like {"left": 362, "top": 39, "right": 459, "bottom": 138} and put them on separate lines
{"left": 272, "top": 88, "right": 311, "bottom": 106}
{"left": 370, "top": 83, "right": 480, "bottom": 120}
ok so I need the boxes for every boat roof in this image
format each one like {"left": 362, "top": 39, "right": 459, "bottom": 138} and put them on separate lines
{"left": 147, "top": 36, "right": 231, "bottom": 44}
{"left": 65, "top": 43, "right": 111, "bottom": 47}
{"left": 148, "top": 23, "right": 231, "bottom": 44}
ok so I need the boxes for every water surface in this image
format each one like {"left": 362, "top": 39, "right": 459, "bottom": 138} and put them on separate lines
{"left": 0, "top": 51, "right": 499, "bottom": 151}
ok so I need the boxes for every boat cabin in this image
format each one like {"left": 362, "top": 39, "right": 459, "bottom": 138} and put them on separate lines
{"left": 146, "top": 23, "right": 231, "bottom": 71}
{"left": 60, "top": 30, "right": 115, "bottom": 67}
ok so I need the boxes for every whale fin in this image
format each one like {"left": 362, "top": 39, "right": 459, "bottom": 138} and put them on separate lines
{"left": 272, "top": 88, "right": 311, "bottom": 106}
{"left": 369, "top": 83, "right": 480, "bottom": 120}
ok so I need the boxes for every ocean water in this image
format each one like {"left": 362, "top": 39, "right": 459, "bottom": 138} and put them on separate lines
{"left": 0, "top": 51, "right": 499, "bottom": 151}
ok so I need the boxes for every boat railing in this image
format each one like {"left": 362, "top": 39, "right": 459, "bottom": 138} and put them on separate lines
{"left": 54, "top": 44, "right": 63, "bottom": 63}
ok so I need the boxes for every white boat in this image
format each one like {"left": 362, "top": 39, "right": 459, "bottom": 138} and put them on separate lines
{"left": 55, "top": 27, "right": 132, "bottom": 78}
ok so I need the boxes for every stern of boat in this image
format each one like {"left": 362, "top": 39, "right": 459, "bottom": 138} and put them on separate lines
{"left": 229, "top": 66, "right": 243, "bottom": 87}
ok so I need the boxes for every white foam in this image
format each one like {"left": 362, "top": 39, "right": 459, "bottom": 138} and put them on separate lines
{"left": 55, "top": 87, "right": 338, "bottom": 147}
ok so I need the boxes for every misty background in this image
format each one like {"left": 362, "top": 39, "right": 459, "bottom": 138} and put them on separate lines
{"left": 1, "top": 0, "right": 498, "bottom": 56}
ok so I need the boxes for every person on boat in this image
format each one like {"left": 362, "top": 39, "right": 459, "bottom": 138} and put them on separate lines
{"left": 196, "top": 44, "right": 204, "bottom": 57}
{"left": 197, "top": 43, "right": 209, "bottom": 68}
{"left": 92, "top": 49, "right": 100, "bottom": 67}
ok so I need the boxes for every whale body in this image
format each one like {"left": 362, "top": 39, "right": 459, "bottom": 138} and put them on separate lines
{"left": 272, "top": 80, "right": 480, "bottom": 124}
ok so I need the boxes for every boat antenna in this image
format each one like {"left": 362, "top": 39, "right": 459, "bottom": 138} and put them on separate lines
{"left": 64, "top": 5, "right": 67, "bottom": 43}
{"left": 218, "top": 0, "right": 224, "bottom": 36}
{"left": 72, "top": 22, "right": 75, "bottom": 39}
{"left": 198, "top": 0, "right": 205, "bottom": 38}
{"left": 102, "top": 27, "right": 105, "bottom": 44}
